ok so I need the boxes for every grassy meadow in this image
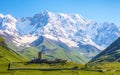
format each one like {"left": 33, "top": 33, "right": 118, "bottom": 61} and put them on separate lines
{"left": 1, "top": 62, "right": 120, "bottom": 75}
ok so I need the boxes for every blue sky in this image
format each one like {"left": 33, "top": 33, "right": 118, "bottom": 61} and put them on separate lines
{"left": 0, "top": 0, "right": 120, "bottom": 26}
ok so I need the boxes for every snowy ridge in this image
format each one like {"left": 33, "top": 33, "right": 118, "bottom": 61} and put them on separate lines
{"left": 0, "top": 14, "right": 18, "bottom": 36}
{"left": 43, "top": 34, "right": 78, "bottom": 47}
{"left": 13, "top": 34, "right": 38, "bottom": 47}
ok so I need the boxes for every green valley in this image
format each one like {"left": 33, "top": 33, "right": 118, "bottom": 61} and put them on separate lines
{"left": 0, "top": 36, "right": 120, "bottom": 75}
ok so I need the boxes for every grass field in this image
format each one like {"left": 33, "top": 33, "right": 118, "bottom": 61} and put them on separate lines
{"left": 1, "top": 68, "right": 120, "bottom": 75}
{"left": 88, "top": 62, "right": 120, "bottom": 71}
{"left": 1, "top": 62, "right": 120, "bottom": 75}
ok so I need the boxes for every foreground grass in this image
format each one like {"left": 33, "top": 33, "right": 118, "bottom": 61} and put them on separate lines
{"left": 10, "top": 62, "right": 84, "bottom": 69}
{"left": 1, "top": 69, "right": 120, "bottom": 75}
{"left": 88, "top": 62, "right": 120, "bottom": 71}
{"left": 1, "top": 62, "right": 120, "bottom": 75}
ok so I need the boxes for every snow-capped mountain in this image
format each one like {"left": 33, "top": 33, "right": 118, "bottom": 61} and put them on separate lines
{"left": 0, "top": 11, "right": 119, "bottom": 48}
{"left": 0, "top": 11, "right": 120, "bottom": 59}
{"left": 0, "top": 14, "right": 18, "bottom": 34}
{"left": 15, "top": 11, "right": 120, "bottom": 49}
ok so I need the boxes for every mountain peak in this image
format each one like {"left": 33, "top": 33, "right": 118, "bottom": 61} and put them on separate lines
{"left": 33, "top": 10, "right": 50, "bottom": 18}
{"left": 0, "top": 13, "right": 4, "bottom": 18}
{"left": 4, "top": 14, "right": 17, "bottom": 23}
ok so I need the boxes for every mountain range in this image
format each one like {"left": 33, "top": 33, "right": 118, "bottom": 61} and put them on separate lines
{"left": 0, "top": 11, "right": 120, "bottom": 63}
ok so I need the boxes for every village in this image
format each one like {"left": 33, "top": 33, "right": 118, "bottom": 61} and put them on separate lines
{"left": 28, "top": 52, "right": 67, "bottom": 64}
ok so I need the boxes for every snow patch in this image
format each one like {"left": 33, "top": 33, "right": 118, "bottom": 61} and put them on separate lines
{"left": 5, "top": 15, "right": 17, "bottom": 23}
{"left": 43, "top": 34, "right": 57, "bottom": 41}
{"left": 13, "top": 35, "right": 38, "bottom": 47}
{"left": 58, "top": 37, "right": 78, "bottom": 47}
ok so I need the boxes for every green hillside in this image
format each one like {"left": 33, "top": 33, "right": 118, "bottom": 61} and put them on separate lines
{"left": 5, "top": 36, "right": 89, "bottom": 64}
{"left": 0, "top": 37, "right": 26, "bottom": 72}
{"left": 32, "top": 37, "right": 89, "bottom": 64}
{"left": 21, "top": 47, "right": 39, "bottom": 59}
{"left": 1, "top": 36, "right": 89, "bottom": 64}
{"left": 4, "top": 35, "right": 100, "bottom": 64}
{"left": 88, "top": 37, "right": 120, "bottom": 70}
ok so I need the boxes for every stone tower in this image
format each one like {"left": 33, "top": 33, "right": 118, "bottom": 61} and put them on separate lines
{"left": 38, "top": 52, "right": 42, "bottom": 59}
